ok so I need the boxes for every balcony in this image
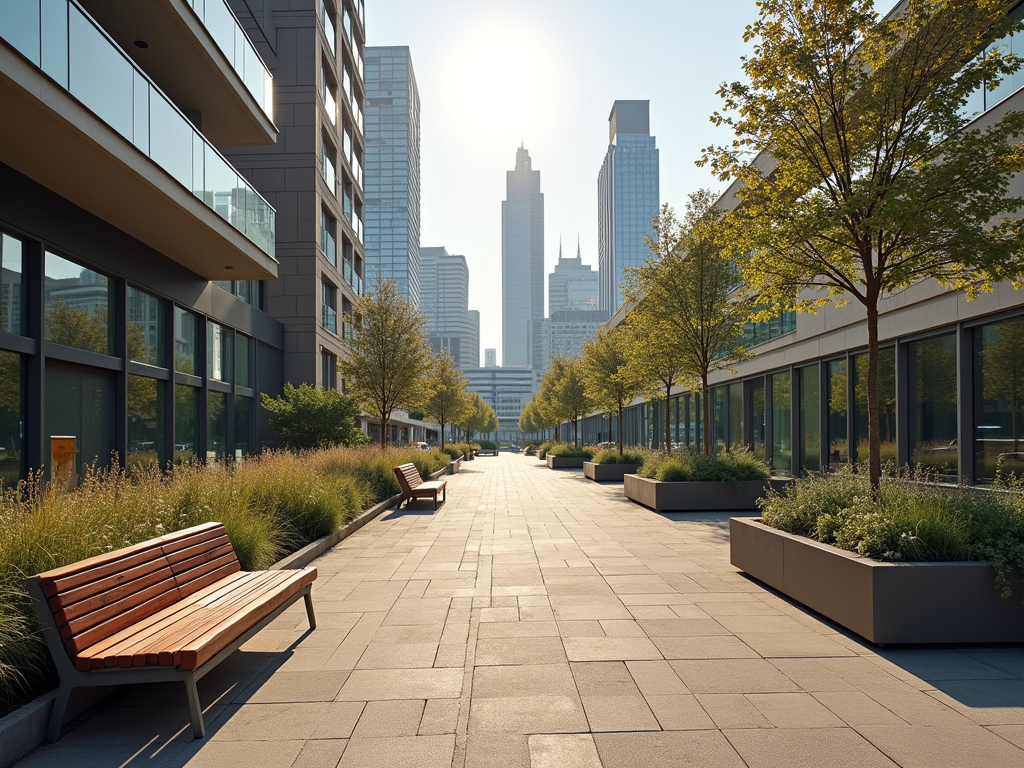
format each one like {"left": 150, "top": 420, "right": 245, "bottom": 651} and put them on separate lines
{"left": 0, "top": 0, "right": 277, "bottom": 279}
{"left": 322, "top": 303, "right": 338, "bottom": 334}
{"left": 78, "top": 0, "right": 275, "bottom": 146}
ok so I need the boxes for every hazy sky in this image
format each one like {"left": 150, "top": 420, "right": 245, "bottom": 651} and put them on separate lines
{"left": 366, "top": 0, "right": 759, "bottom": 360}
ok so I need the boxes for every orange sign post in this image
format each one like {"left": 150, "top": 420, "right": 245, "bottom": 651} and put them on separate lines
{"left": 50, "top": 436, "right": 77, "bottom": 490}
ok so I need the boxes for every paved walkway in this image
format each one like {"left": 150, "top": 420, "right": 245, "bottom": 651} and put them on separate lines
{"left": 15, "top": 453, "right": 1024, "bottom": 768}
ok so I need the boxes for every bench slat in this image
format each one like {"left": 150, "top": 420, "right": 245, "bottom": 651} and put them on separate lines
{"left": 39, "top": 542, "right": 169, "bottom": 599}
{"left": 51, "top": 562, "right": 178, "bottom": 628}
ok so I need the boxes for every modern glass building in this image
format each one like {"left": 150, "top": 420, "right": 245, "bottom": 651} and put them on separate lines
{"left": 364, "top": 45, "right": 420, "bottom": 305}
{"left": 501, "top": 146, "right": 545, "bottom": 368}
{"left": 420, "top": 247, "right": 479, "bottom": 368}
{"left": 0, "top": 0, "right": 285, "bottom": 483}
{"left": 549, "top": 241, "right": 599, "bottom": 315}
{"left": 597, "top": 100, "right": 660, "bottom": 314}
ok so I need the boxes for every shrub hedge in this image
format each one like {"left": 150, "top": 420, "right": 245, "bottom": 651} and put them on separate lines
{"left": 637, "top": 447, "right": 770, "bottom": 484}
{"left": 545, "top": 443, "right": 595, "bottom": 459}
{"left": 592, "top": 449, "right": 645, "bottom": 465}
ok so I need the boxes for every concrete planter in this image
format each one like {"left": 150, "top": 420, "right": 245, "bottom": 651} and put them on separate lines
{"left": 624, "top": 475, "right": 789, "bottom": 512}
{"left": 730, "top": 517, "right": 1024, "bottom": 644}
{"left": 583, "top": 462, "right": 641, "bottom": 482}
{"left": 546, "top": 455, "right": 587, "bottom": 469}
{"left": 450, "top": 457, "right": 462, "bottom": 474}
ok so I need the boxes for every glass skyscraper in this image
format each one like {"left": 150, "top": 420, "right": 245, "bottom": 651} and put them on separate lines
{"left": 597, "top": 100, "right": 660, "bottom": 313}
{"left": 365, "top": 46, "right": 421, "bottom": 305}
{"left": 502, "top": 146, "right": 545, "bottom": 368}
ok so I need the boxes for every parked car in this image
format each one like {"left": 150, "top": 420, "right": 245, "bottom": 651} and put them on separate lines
{"left": 415, "top": 441, "right": 431, "bottom": 451}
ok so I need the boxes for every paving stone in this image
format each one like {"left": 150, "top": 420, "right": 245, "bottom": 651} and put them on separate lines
{"left": 336, "top": 668, "right": 463, "bottom": 700}
{"left": 646, "top": 694, "right": 717, "bottom": 730}
{"left": 475, "top": 636, "right": 568, "bottom": 666}
{"left": 528, "top": 734, "right": 602, "bottom": 768}
{"left": 352, "top": 700, "right": 425, "bottom": 737}
{"left": 463, "top": 734, "right": 530, "bottom": 768}
{"left": 724, "top": 727, "right": 898, "bottom": 768}
{"left": 336, "top": 735, "right": 455, "bottom": 768}
{"left": 562, "top": 636, "right": 663, "bottom": 661}
{"left": 594, "top": 731, "right": 747, "bottom": 768}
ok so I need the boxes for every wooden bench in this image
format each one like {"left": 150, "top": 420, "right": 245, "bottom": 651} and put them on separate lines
{"left": 26, "top": 522, "right": 317, "bottom": 742}
{"left": 393, "top": 462, "right": 447, "bottom": 510}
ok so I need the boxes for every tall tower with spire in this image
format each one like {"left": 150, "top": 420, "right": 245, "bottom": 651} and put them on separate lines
{"left": 501, "top": 146, "right": 545, "bottom": 368}
{"left": 549, "top": 237, "right": 600, "bottom": 315}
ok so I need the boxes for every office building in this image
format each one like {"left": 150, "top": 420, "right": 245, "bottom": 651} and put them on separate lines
{"left": 364, "top": 45, "right": 421, "bottom": 305}
{"left": 463, "top": 367, "right": 537, "bottom": 441}
{"left": 420, "top": 246, "right": 479, "bottom": 368}
{"left": 223, "top": 0, "right": 367, "bottom": 392}
{"left": 597, "top": 100, "right": 659, "bottom": 313}
{"left": 0, "top": 0, "right": 289, "bottom": 482}
{"left": 549, "top": 240, "right": 599, "bottom": 314}
{"left": 501, "top": 146, "right": 545, "bottom": 367}
{"left": 549, "top": 309, "right": 609, "bottom": 360}
{"left": 484, "top": 348, "right": 497, "bottom": 368}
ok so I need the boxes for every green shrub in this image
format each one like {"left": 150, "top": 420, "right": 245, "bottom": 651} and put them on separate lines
{"left": 760, "top": 465, "right": 1024, "bottom": 598}
{"left": 545, "top": 443, "right": 594, "bottom": 459}
{"left": 479, "top": 440, "right": 498, "bottom": 450}
{"left": 592, "top": 449, "right": 645, "bottom": 465}
{"left": 638, "top": 447, "right": 770, "bottom": 484}
{"left": 441, "top": 445, "right": 464, "bottom": 461}
{"left": 311, "top": 446, "right": 449, "bottom": 502}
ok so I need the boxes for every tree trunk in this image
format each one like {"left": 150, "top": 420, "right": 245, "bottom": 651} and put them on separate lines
{"left": 555, "top": 423, "right": 561, "bottom": 443}
{"left": 617, "top": 403, "right": 624, "bottom": 456}
{"left": 381, "top": 413, "right": 390, "bottom": 448}
{"left": 866, "top": 303, "right": 882, "bottom": 489}
{"left": 439, "top": 418, "right": 446, "bottom": 447}
{"left": 572, "top": 418, "right": 579, "bottom": 446}
{"left": 702, "top": 373, "right": 711, "bottom": 455}
{"left": 665, "top": 391, "right": 672, "bottom": 455}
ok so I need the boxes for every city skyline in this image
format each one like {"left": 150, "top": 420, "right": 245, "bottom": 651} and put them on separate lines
{"left": 366, "top": 0, "right": 757, "bottom": 359}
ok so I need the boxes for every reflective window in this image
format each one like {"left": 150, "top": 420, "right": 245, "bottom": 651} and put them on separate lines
{"left": 127, "top": 375, "right": 164, "bottom": 472}
{"left": 799, "top": 364, "right": 820, "bottom": 473}
{"left": 772, "top": 371, "right": 792, "bottom": 475}
{"left": 749, "top": 379, "right": 766, "bottom": 461}
{"left": 0, "top": 0, "right": 41, "bottom": 65}
{"left": 0, "top": 350, "right": 23, "bottom": 486}
{"left": 728, "top": 382, "right": 743, "bottom": 448}
{"left": 1, "top": 232, "right": 25, "bottom": 336}
{"left": 208, "top": 321, "right": 232, "bottom": 382}
{"left": 908, "top": 335, "right": 958, "bottom": 480}
{"left": 322, "top": 210, "right": 337, "bottom": 265}
{"left": 234, "top": 396, "right": 251, "bottom": 459}
{"left": 852, "top": 348, "right": 896, "bottom": 468}
{"left": 322, "top": 280, "right": 338, "bottom": 334}
{"left": 322, "top": 350, "right": 337, "bottom": 390}
{"left": 235, "top": 332, "right": 251, "bottom": 388}
{"left": 44, "top": 251, "right": 113, "bottom": 355}
{"left": 690, "top": 392, "right": 703, "bottom": 449}
{"left": 975, "top": 317, "right": 1024, "bottom": 481}
{"left": 713, "top": 387, "right": 727, "bottom": 450}
{"left": 127, "top": 287, "right": 165, "bottom": 366}
{"left": 207, "top": 390, "right": 227, "bottom": 462}
{"left": 827, "top": 359, "right": 849, "bottom": 466}
{"left": 68, "top": 5, "right": 133, "bottom": 141}
{"left": 45, "top": 362, "right": 115, "bottom": 479}
{"left": 174, "top": 307, "right": 199, "bottom": 374}
{"left": 174, "top": 384, "right": 198, "bottom": 463}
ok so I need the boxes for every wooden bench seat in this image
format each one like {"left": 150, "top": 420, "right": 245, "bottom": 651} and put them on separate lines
{"left": 27, "top": 522, "right": 317, "bottom": 742}
{"left": 393, "top": 462, "right": 446, "bottom": 510}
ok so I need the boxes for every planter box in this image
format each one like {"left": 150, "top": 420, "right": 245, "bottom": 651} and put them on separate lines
{"left": 730, "top": 517, "right": 1024, "bottom": 644}
{"left": 583, "top": 462, "right": 641, "bottom": 482}
{"left": 546, "top": 455, "right": 586, "bottom": 469}
{"left": 624, "top": 475, "right": 789, "bottom": 512}
{"left": 450, "top": 457, "right": 462, "bottom": 474}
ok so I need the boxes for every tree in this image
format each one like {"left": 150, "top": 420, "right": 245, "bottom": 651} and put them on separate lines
{"left": 260, "top": 382, "right": 366, "bottom": 450}
{"left": 339, "top": 279, "right": 432, "bottom": 447}
{"left": 582, "top": 326, "right": 644, "bottom": 455}
{"left": 518, "top": 400, "right": 540, "bottom": 442}
{"left": 535, "top": 363, "right": 565, "bottom": 443}
{"left": 701, "top": 0, "right": 1024, "bottom": 485}
{"left": 459, "top": 392, "right": 496, "bottom": 442}
{"left": 422, "top": 350, "right": 471, "bottom": 446}
{"left": 624, "top": 196, "right": 750, "bottom": 454}
{"left": 547, "top": 355, "right": 591, "bottom": 446}
{"left": 621, "top": 309, "right": 687, "bottom": 453}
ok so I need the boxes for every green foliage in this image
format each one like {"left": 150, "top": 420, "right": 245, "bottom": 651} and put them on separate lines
{"left": 546, "top": 443, "right": 594, "bottom": 459}
{"left": 592, "top": 449, "right": 645, "bottom": 465}
{"left": 260, "top": 382, "right": 367, "bottom": 450}
{"left": 310, "top": 445, "right": 449, "bottom": 502}
{"left": 638, "top": 447, "right": 771, "bottom": 484}
{"left": 479, "top": 440, "right": 498, "bottom": 450}
{"left": 422, "top": 350, "right": 471, "bottom": 444}
{"left": 535, "top": 356, "right": 592, "bottom": 445}
{"left": 459, "top": 393, "right": 497, "bottom": 441}
{"left": 440, "top": 445, "right": 464, "bottom": 462}
{"left": 760, "top": 466, "right": 1024, "bottom": 598}
{"left": 340, "top": 279, "right": 433, "bottom": 446}
{"left": 582, "top": 328, "right": 645, "bottom": 454}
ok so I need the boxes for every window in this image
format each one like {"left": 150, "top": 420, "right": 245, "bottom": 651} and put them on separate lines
{"left": 712, "top": 387, "right": 727, "bottom": 450}
{"left": 127, "top": 287, "right": 164, "bottom": 366}
{"left": 44, "top": 252, "right": 113, "bottom": 355}
{"left": 851, "top": 349, "right": 896, "bottom": 468}
{"left": 174, "top": 307, "right": 200, "bottom": 375}
{"left": 208, "top": 321, "right": 232, "bottom": 382}
{"left": 975, "top": 317, "right": 1024, "bottom": 481}
{"left": 909, "top": 334, "right": 958, "bottom": 481}
{"left": 235, "top": 332, "right": 251, "bottom": 388}
{"left": 128, "top": 374, "right": 164, "bottom": 472}
{"left": 1, "top": 232, "right": 25, "bottom": 336}
{"left": 728, "top": 382, "right": 743, "bottom": 449}
{"left": 321, "top": 134, "right": 337, "bottom": 197}
{"left": 45, "top": 362, "right": 115, "bottom": 481}
{"left": 322, "top": 350, "right": 337, "bottom": 390}
{"left": 0, "top": 350, "right": 23, "bottom": 484}
{"left": 799, "top": 364, "right": 820, "bottom": 473}
{"left": 235, "top": 396, "right": 252, "bottom": 459}
{"left": 207, "top": 391, "right": 227, "bottom": 462}
{"left": 321, "top": 210, "right": 337, "bottom": 265}
{"left": 749, "top": 379, "right": 766, "bottom": 461}
{"left": 826, "top": 359, "right": 849, "bottom": 466}
{"left": 772, "top": 371, "right": 792, "bottom": 475}
{"left": 174, "top": 384, "right": 198, "bottom": 463}
{"left": 319, "top": 0, "right": 336, "bottom": 55}
{"left": 322, "top": 280, "right": 338, "bottom": 334}
{"left": 321, "top": 63, "right": 337, "bottom": 125}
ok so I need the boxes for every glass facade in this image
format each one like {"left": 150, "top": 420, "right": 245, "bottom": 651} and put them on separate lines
{"left": 45, "top": 362, "right": 115, "bottom": 479}
{"left": 207, "top": 390, "right": 227, "bottom": 462}
{"left": 44, "top": 252, "right": 113, "bottom": 355}
{"left": 175, "top": 385, "right": 199, "bottom": 463}
{"left": 852, "top": 348, "right": 896, "bottom": 468}
{"left": 749, "top": 379, "right": 766, "bottom": 461}
{"left": 771, "top": 371, "right": 792, "bottom": 475}
{"left": 975, "top": 317, "right": 1024, "bottom": 481}
{"left": 174, "top": 307, "right": 200, "bottom": 375}
{"left": 909, "top": 335, "right": 958, "bottom": 480}
{"left": 127, "top": 374, "right": 163, "bottom": 472}
{"left": 235, "top": 332, "right": 251, "bottom": 388}
{"left": 826, "top": 359, "right": 849, "bottom": 466}
{"left": 799, "top": 365, "right": 820, "bottom": 473}
{"left": 208, "top": 321, "right": 232, "bottom": 382}
{"left": 1, "top": 232, "right": 25, "bottom": 336}
{"left": 713, "top": 387, "right": 727, "bottom": 450}
{"left": 728, "top": 382, "right": 743, "bottom": 448}
{"left": 0, "top": 350, "right": 23, "bottom": 486}
{"left": 235, "top": 396, "right": 252, "bottom": 459}
{"left": 127, "top": 287, "right": 164, "bottom": 366}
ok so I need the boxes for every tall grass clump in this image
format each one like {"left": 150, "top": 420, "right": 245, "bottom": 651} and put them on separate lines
{"left": 546, "top": 443, "right": 595, "bottom": 459}
{"left": 592, "top": 448, "right": 644, "bottom": 465}
{"left": 310, "top": 445, "right": 449, "bottom": 503}
{"left": 760, "top": 465, "right": 1024, "bottom": 598}
{"left": 638, "top": 447, "right": 770, "bottom": 484}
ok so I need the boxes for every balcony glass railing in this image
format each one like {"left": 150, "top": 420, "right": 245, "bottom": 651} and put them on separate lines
{"left": 319, "top": 0, "right": 336, "bottom": 55}
{"left": 185, "top": 0, "right": 273, "bottom": 118}
{"left": 321, "top": 154, "right": 337, "bottom": 197}
{"left": 342, "top": 259, "right": 362, "bottom": 296}
{"left": 325, "top": 85, "right": 337, "bottom": 125}
{"left": 322, "top": 303, "right": 337, "bottom": 334}
{"left": 0, "top": 0, "right": 276, "bottom": 259}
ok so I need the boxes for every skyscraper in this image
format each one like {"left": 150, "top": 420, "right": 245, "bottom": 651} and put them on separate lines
{"left": 549, "top": 240, "right": 600, "bottom": 315}
{"left": 420, "top": 247, "right": 479, "bottom": 368}
{"left": 364, "top": 46, "right": 421, "bottom": 305}
{"left": 597, "top": 101, "right": 660, "bottom": 313}
{"left": 501, "top": 147, "right": 545, "bottom": 367}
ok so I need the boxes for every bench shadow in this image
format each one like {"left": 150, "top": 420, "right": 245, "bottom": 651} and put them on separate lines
{"left": 380, "top": 502, "right": 442, "bottom": 519}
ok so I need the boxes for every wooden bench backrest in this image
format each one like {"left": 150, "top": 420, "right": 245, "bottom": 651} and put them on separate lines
{"left": 394, "top": 463, "right": 422, "bottom": 494}
{"left": 34, "top": 522, "right": 240, "bottom": 658}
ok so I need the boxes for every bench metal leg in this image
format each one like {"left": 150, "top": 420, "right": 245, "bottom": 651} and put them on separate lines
{"left": 303, "top": 590, "right": 317, "bottom": 630}
{"left": 184, "top": 674, "right": 205, "bottom": 739}
{"left": 46, "top": 684, "right": 73, "bottom": 743}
